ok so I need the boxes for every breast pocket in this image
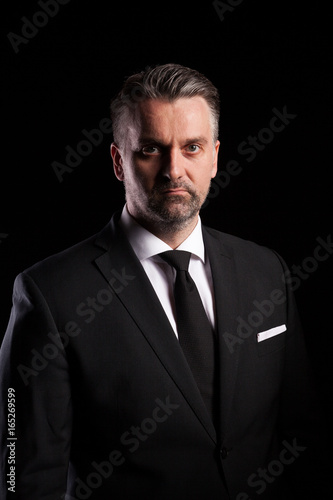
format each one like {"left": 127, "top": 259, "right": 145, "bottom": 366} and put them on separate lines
{"left": 256, "top": 324, "right": 287, "bottom": 356}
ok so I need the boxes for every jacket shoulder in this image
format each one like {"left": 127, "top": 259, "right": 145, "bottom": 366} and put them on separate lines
{"left": 20, "top": 221, "right": 113, "bottom": 287}
{"left": 203, "top": 225, "right": 288, "bottom": 273}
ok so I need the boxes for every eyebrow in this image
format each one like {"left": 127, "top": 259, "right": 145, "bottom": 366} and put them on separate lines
{"left": 137, "top": 136, "right": 209, "bottom": 147}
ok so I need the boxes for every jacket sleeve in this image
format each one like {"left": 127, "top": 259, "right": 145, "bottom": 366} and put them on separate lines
{"left": 0, "top": 272, "right": 72, "bottom": 499}
{"left": 273, "top": 251, "right": 330, "bottom": 498}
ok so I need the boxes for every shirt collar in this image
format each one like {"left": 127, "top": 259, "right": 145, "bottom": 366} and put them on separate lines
{"left": 119, "top": 204, "right": 206, "bottom": 263}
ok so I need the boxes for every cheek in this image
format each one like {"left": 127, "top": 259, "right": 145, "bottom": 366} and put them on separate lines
{"left": 190, "top": 165, "right": 215, "bottom": 192}
{"left": 124, "top": 160, "right": 156, "bottom": 191}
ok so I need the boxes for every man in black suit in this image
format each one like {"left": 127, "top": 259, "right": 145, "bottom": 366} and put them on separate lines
{"left": 0, "top": 63, "right": 327, "bottom": 499}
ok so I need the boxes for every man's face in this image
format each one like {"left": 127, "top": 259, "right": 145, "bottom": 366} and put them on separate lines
{"left": 111, "top": 97, "right": 220, "bottom": 232}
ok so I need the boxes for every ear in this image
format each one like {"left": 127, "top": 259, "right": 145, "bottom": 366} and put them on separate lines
{"left": 110, "top": 143, "right": 124, "bottom": 181}
{"left": 211, "top": 140, "right": 220, "bottom": 178}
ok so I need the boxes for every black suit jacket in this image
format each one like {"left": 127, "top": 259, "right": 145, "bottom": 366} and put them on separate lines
{"left": 0, "top": 211, "right": 327, "bottom": 499}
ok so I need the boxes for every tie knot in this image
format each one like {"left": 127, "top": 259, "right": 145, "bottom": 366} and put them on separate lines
{"left": 159, "top": 250, "right": 191, "bottom": 272}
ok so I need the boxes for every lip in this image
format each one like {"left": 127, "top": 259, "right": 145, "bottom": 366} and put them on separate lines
{"left": 162, "top": 189, "right": 188, "bottom": 194}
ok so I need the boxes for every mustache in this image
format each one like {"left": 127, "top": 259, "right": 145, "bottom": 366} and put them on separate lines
{"left": 152, "top": 180, "right": 195, "bottom": 195}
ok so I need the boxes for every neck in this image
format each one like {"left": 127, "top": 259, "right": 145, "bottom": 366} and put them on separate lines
{"left": 127, "top": 207, "right": 199, "bottom": 249}
{"left": 152, "top": 219, "right": 199, "bottom": 249}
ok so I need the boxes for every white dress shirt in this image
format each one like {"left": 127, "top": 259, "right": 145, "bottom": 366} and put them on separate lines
{"left": 119, "top": 205, "right": 216, "bottom": 337}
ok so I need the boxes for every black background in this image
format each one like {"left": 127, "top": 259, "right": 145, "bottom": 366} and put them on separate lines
{"left": 1, "top": 0, "right": 332, "bottom": 423}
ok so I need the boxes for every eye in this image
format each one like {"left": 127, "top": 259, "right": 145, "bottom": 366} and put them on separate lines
{"left": 141, "top": 145, "right": 160, "bottom": 155}
{"left": 185, "top": 144, "right": 201, "bottom": 153}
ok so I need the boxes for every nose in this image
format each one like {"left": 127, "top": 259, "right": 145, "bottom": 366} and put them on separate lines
{"left": 161, "top": 148, "right": 186, "bottom": 181}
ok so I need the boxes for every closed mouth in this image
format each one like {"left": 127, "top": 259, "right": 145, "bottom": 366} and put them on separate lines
{"left": 162, "top": 189, "right": 188, "bottom": 194}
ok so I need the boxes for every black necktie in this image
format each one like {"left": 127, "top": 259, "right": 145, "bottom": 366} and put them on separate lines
{"left": 159, "top": 250, "right": 218, "bottom": 425}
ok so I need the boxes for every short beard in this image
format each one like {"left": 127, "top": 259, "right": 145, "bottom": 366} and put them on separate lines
{"left": 143, "top": 180, "right": 209, "bottom": 234}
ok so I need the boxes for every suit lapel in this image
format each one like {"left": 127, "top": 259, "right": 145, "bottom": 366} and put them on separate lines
{"left": 203, "top": 227, "right": 240, "bottom": 442}
{"left": 94, "top": 213, "right": 217, "bottom": 444}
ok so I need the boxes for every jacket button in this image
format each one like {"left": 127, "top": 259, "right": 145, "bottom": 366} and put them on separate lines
{"left": 220, "top": 447, "right": 230, "bottom": 459}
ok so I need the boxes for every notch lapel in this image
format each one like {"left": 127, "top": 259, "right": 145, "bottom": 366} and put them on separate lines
{"left": 93, "top": 214, "right": 217, "bottom": 444}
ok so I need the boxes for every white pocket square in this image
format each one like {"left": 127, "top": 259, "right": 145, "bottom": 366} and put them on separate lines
{"left": 257, "top": 324, "right": 287, "bottom": 342}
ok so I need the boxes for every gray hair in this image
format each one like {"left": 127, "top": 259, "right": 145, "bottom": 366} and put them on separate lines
{"left": 110, "top": 63, "right": 220, "bottom": 145}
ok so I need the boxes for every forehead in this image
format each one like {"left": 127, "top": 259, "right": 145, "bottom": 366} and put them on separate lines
{"left": 131, "top": 97, "right": 212, "bottom": 139}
